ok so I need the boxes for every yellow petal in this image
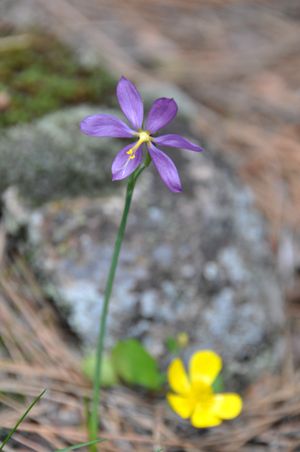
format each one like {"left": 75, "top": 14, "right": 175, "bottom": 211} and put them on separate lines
{"left": 168, "top": 358, "right": 191, "bottom": 395}
{"left": 191, "top": 403, "right": 222, "bottom": 428}
{"left": 167, "top": 393, "right": 195, "bottom": 419}
{"left": 189, "top": 350, "right": 222, "bottom": 386}
{"left": 211, "top": 393, "right": 243, "bottom": 419}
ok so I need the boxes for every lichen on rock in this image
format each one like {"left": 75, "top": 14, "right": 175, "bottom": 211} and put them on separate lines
{"left": 0, "top": 107, "right": 124, "bottom": 204}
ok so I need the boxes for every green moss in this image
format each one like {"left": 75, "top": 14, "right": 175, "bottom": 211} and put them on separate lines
{"left": 0, "top": 32, "right": 116, "bottom": 127}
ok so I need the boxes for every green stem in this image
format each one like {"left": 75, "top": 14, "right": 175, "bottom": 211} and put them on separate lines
{"left": 89, "top": 156, "right": 151, "bottom": 451}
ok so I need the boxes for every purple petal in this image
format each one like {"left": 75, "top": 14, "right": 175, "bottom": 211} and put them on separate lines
{"left": 148, "top": 142, "right": 182, "bottom": 193}
{"left": 154, "top": 134, "right": 204, "bottom": 152}
{"left": 112, "top": 143, "right": 143, "bottom": 181}
{"left": 145, "top": 98, "right": 178, "bottom": 134}
{"left": 80, "top": 114, "right": 134, "bottom": 138}
{"left": 116, "top": 77, "right": 144, "bottom": 130}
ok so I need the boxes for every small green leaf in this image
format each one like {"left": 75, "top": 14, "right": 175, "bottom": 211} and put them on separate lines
{"left": 212, "top": 374, "right": 224, "bottom": 393}
{"left": 55, "top": 439, "right": 105, "bottom": 451}
{"left": 0, "top": 389, "right": 46, "bottom": 450}
{"left": 112, "top": 339, "right": 163, "bottom": 390}
{"left": 165, "top": 336, "right": 179, "bottom": 354}
{"left": 82, "top": 352, "right": 118, "bottom": 387}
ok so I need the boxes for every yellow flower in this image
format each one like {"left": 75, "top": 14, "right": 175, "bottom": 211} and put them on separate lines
{"left": 177, "top": 332, "right": 189, "bottom": 348}
{"left": 167, "top": 350, "right": 242, "bottom": 428}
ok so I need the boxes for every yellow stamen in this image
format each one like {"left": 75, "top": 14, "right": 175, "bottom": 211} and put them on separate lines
{"left": 126, "top": 130, "right": 152, "bottom": 158}
{"left": 121, "top": 130, "right": 152, "bottom": 176}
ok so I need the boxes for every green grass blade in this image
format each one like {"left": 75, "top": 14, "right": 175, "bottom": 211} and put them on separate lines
{"left": 0, "top": 389, "right": 46, "bottom": 450}
{"left": 55, "top": 439, "right": 104, "bottom": 451}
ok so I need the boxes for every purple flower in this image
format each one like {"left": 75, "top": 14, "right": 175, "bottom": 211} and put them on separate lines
{"left": 80, "top": 77, "right": 203, "bottom": 192}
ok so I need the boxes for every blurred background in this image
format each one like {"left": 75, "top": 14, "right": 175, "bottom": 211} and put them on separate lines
{"left": 0, "top": 0, "right": 300, "bottom": 450}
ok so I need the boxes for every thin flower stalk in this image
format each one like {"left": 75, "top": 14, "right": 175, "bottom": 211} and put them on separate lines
{"left": 88, "top": 158, "right": 150, "bottom": 450}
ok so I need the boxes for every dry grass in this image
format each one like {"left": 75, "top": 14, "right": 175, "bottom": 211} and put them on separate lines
{"left": 0, "top": 252, "right": 299, "bottom": 451}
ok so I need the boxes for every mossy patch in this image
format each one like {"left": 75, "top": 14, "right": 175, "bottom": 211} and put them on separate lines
{"left": 0, "top": 30, "right": 116, "bottom": 127}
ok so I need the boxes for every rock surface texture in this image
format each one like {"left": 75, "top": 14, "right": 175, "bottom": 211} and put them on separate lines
{"left": 2, "top": 102, "right": 284, "bottom": 385}
{"left": 0, "top": 107, "right": 121, "bottom": 204}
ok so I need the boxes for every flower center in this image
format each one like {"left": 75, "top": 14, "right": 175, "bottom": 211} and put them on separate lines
{"left": 138, "top": 130, "right": 151, "bottom": 143}
{"left": 190, "top": 382, "right": 214, "bottom": 409}
{"left": 126, "top": 130, "right": 151, "bottom": 159}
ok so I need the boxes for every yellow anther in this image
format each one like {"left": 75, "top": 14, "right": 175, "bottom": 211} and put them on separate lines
{"left": 125, "top": 130, "right": 152, "bottom": 161}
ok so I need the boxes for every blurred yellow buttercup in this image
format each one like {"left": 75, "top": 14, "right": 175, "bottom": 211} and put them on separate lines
{"left": 167, "top": 350, "right": 242, "bottom": 428}
{"left": 176, "top": 332, "right": 189, "bottom": 348}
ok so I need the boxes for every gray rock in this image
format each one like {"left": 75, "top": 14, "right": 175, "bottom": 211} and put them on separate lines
{"left": 0, "top": 106, "right": 124, "bottom": 204}
{"left": 14, "top": 122, "right": 284, "bottom": 385}
{"left": 0, "top": 76, "right": 284, "bottom": 384}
